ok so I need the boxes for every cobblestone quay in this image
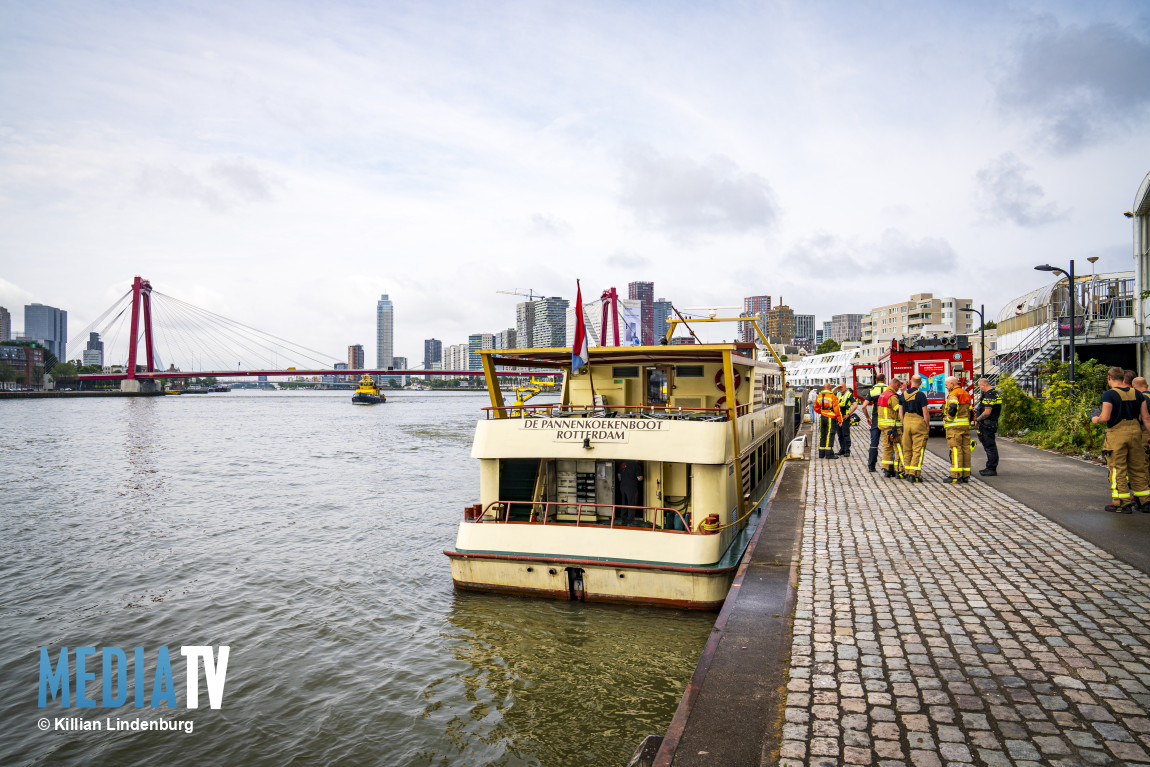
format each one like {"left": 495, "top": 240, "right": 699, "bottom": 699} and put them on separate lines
{"left": 781, "top": 449, "right": 1150, "bottom": 767}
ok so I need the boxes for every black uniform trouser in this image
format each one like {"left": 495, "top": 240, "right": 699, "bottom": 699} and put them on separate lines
{"left": 867, "top": 424, "right": 881, "bottom": 470}
{"left": 978, "top": 422, "right": 999, "bottom": 470}
{"left": 818, "top": 415, "right": 838, "bottom": 457}
{"left": 620, "top": 487, "right": 638, "bottom": 525}
{"left": 837, "top": 420, "right": 852, "bottom": 454}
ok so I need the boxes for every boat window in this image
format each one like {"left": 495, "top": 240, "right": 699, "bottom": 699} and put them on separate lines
{"left": 645, "top": 366, "right": 669, "bottom": 405}
{"left": 612, "top": 366, "right": 640, "bottom": 378}
{"left": 676, "top": 365, "right": 704, "bottom": 377}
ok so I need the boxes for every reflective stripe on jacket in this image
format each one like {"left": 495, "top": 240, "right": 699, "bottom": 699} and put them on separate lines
{"left": 944, "top": 388, "right": 972, "bottom": 429}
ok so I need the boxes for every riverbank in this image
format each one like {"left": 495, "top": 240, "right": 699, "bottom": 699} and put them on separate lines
{"left": 0, "top": 390, "right": 166, "bottom": 399}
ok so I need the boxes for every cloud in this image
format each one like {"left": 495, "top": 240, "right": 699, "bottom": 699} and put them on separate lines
{"left": 528, "top": 213, "right": 572, "bottom": 237}
{"left": 209, "top": 158, "right": 278, "bottom": 202}
{"left": 785, "top": 230, "right": 957, "bottom": 276}
{"left": 995, "top": 20, "right": 1150, "bottom": 153}
{"left": 973, "top": 153, "right": 1068, "bottom": 227}
{"left": 133, "top": 158, "right": 280, "bottom": 212}
{"left": 618, "top": 145, "right": 779, "bottom": 238}
{"left": 605, "top": 251, "right": 650, "bottom": 269}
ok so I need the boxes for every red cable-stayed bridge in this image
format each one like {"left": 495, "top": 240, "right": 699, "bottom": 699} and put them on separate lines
{"left": 67, "top": 277, "right": 557, "bottom": 390}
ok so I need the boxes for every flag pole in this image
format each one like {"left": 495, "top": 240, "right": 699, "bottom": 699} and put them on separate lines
{"left": 579, "top": 279, "right": 599, "bottom": 411}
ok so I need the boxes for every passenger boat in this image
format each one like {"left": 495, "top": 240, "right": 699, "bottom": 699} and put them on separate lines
{"left": 445, "top": 322, "right": 793, "bottom": 609}
{"left": 352, "top": 374, "right": 385, "bottom": 405}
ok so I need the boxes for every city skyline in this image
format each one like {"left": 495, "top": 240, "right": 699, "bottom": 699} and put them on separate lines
{"left": 1, "top": 2, "right": 1145, "bottom": 361}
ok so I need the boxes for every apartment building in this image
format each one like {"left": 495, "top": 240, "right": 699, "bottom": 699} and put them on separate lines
{"left": 860, "top": 293, "right": 974, "bottom": 344}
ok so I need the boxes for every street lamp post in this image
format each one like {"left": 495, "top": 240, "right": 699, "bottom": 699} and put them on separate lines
{"left": 961, "top": 303, "right": 986, "bottom": 378}
{"left": 1035, "top": 260, "right": 1076, "bottom": 382}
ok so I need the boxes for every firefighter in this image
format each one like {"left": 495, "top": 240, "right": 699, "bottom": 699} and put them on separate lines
{"left": 859, "top": 374, "right": 887, "bottom": 472}
{"left": 1133, "top": 377, "right": 1150, "bottom": 506}
{"left": 813, "top": 383, "right": 841, "bottom": 459}
{"left": 973, "top": 378, "right": 1001, "bottom": 476}
{"left": 835, "top": 382, "right": 859, "bottom": 457}
{"left": 1092, "top": 367, "right": 1150, "bottom": 513}
{"left": 899, "top": 374, "right": 930, "bottom": 482}
{"left": 877, "top": 378, "right": 903, "bottom": 477}
{"left": 942, "top": 376, "right": 972, "bottom": 483}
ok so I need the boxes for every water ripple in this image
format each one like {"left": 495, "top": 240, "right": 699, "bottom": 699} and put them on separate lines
{"left": 0, "top": 391, "right": 713, "bottom": 766}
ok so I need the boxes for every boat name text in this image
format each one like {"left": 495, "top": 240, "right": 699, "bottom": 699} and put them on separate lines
{"left": 521, "top": 418, "right": 665, "bottom": 443}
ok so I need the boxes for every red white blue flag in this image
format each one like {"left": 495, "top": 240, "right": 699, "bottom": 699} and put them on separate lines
{"left": 572, "top": 281, "right": 590, "bottom": 373}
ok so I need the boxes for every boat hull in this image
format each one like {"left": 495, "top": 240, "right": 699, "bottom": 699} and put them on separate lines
{"left": 446, "top": 551, "right": 737, "bottom": 609}
{"left": 352, "top": 393, "right": 384, "bottom": 405}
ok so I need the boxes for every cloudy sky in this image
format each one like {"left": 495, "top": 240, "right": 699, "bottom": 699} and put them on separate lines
{"left": 1, "top": 0, "right": 1148, "bottom": 367}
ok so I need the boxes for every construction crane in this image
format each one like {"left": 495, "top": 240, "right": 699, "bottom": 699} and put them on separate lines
{"left": 496, "top": 288, "right": 543, "bottom": 301}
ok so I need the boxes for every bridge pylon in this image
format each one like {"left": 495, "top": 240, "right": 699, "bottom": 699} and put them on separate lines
{"left": 121, "top": 276, "right": 159, "bottom": 393}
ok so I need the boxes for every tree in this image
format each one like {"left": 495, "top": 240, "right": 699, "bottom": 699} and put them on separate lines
{"left": 816, "top": 338, "right": 841, "bottom": 354}
{"left": 0, "top": 362, "right": 14, "bottom": 385}
{"left": 51, "top": 362, "right": 78, "bottom": 379}
{"left": 982, "top": 321, "right": 997, "bottom": 330}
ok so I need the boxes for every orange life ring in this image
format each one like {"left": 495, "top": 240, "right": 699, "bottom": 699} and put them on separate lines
{"left": 714, "top": 370, "right": 742, "bottom": 392}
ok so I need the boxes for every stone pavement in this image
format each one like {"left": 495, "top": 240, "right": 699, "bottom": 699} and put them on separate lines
{"left": 780, "top": 448, "right": 1150, "bottom": 767}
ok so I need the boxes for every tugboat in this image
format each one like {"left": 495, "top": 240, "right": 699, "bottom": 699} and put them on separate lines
{"left": 352, "top": 374, "right": 385, "bottom": 405}
{"left": 444, "top": 316, "right": 794, "bottom": 609}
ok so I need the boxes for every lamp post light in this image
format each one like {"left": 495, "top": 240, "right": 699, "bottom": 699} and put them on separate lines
{"left": 961, "top": 303, "right": 986, "bottom": 378}
{"left": 1035, "top": 260, "right": 1076, "bottom": 382}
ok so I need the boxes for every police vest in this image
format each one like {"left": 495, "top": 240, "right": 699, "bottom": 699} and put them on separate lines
{"left": 944, "top": 389, "right": 971, "bottom": 429}
{"left": 837, "top": 390, "right": 855, "bottom": 416}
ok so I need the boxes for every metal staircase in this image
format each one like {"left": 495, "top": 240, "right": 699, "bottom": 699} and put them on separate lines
{"left": 995, "top": 320, "right": 1061, "bottom": 392}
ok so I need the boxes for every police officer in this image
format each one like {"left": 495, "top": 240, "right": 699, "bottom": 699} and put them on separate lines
{"left": 973, "top": 378, "right": 1001, "bottom": 476}
{"left": 813, "top": 383, "right": 841, "bottom": 459}
{"left": 942, "top": 376, "right": 972, "bottom": 483}
{"left": 859, "top": 374, "right": 887, "bottom": 472}
{"left": 835, "top": 382, "right": 859, "bottom": 457}
{"left": 1091, "top": 366, "right": 1150, "bottom": 513}
{"left": 899, "top": 375, "right": 930, "bottom": 482}
{"left": 877, "top": 378, "right": 904, "bottom": 477}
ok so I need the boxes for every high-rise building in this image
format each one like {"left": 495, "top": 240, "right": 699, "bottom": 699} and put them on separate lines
{"left": 348, "top": 344, "right": 365, "bottom": 370}
{"left": 766, "top": 303, "right": 795, "bottom": 343}
{"left": 521, "top": 296, "right": 568, "bottom": 347}
{"left": 468, "top": 333, "right": 495, "bottom": 370}
{"left": 815, "top": 329, "right": 825, "bottom": 345}
{"left": 24, "top": 303, "right": 67, "bottom": 361}
{"left": 495, "top": 328, "right": 517, "bottom": 349}
{"left": 741, "top": 295, "right": 772, "bottom": 342}
{"left": 831, "top": 314, "right": 864, "bottom": 342}
{"left": 423, "top": 339, "right": 443, "bottom": 369}
{"left": 794, "top": 314, "right": 816, "bottom": 349}
{"left": 82, "top": 332, "right": 104, "bottom": 368}
{"left": 0, "top": 306, "right": 10, "bottom": 342}
{"left": 653, "top": 298, "right": 673, "bottom": 343}
{"left": 391, "top": 356, "right": 408, "bottom": 386}
{"left": 627, "top": 281, "right": 655, "bottom": 345}
{"left": 376, "top": 295, "right": 394, "bottom": 370}
{"left": 445, "top": 343, "right": 469, "bottom": 372}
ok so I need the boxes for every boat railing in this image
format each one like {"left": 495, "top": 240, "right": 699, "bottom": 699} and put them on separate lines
{"left": 483, "top": 404, "right": 739, "bottom": 421}
{"left": 463, "top": 500, "right": 697, "bottom": 533}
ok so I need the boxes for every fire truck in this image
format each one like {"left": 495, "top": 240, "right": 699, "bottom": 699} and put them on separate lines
{"left": 852, "top": 335, "right": 975, "bottom": 430}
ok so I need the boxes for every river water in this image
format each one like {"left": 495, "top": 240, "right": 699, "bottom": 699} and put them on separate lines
{"left": 0, "top": 391, "right": 715, "bottom": 767}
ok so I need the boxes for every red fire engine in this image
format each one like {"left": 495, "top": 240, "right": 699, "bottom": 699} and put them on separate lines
{"left": 852, "top": 335, "right": 974, "bottom": 430}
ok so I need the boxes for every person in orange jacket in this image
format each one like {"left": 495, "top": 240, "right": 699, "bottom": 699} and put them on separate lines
{"left": 813, "top": 383, "right": 842, "bottom": 459}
